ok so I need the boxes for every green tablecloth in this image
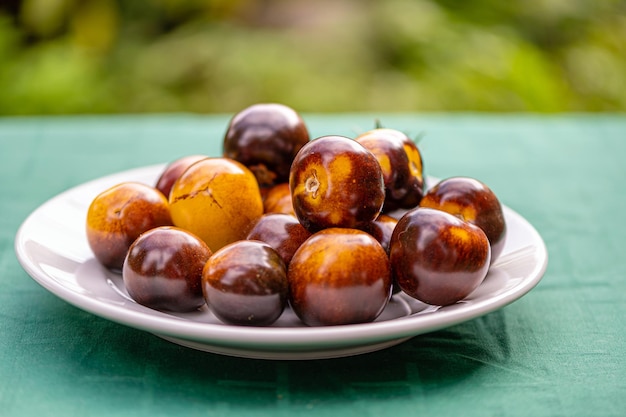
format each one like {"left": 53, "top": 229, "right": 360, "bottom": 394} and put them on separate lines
{"left": 2, "top": 114, "right": 624, "bottom": 416}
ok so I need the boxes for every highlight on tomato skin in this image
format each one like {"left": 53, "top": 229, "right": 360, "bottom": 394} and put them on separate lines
{"left": 82, "top": 105, "right": 511, "bottom": 327}
{"left": 355, "top": 128, "right": 425, "bottom": 212}
{"left": 389, "top": 207, "right": 491, "bottom": 307}
{"left": 288, "top": 227, "right": 392, "bottom": 326}
{"left": 86, "top": 181, "right": 173, "bottom": 272}
{"left": 419, "top": 176, "right": 506, "bottom": 264}
{"left": 123, "top": 226, "right": 212, "bottom": 312}
{"left": 223, "top": 103, "right": 310, "bottom": 188}
{"left": 246, "top": 213, "right": 312, "bottom": 267}
{"left": 202, "top": 240, "right": 288, "bottom": 326}
{"left": 289, "top": 135, "right": 386, "bottom": 233}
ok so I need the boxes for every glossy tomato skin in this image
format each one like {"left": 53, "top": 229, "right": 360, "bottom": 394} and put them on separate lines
{"left": 155, "top": 155, "right": 207, "bottom": 198}
{"left": 359, "top": 213, "right": 401, "bottom": 293}
{"left": 246, "top": 213, "right": 312, "bottom": 267}
{"left": 123, "top": 226, "right": 212, "bottom": 312}
{"left": 202, "top": 240, "right": 288, "bottom": 326}
{"left": 359, "top": 214, "right": 398, "bottom": 254}
{"left": 289, "top": 135, "right": 385, "bottom": 233}
{"left": 389, "top": 207, "right": 491, "bottom": 306}
{"left": 288, "top": 228, "right": 392, "bottom": 326}
{"left": 86, "top": 182, "right": 173, "bottom": 271}
{"left": 223, "top": 103, "right": 310, "bottom": 187}
{"left": 168, "top": 157, "right": 263, "bottom": 252}
{"left": 355, "top": 128, "right": 424, "bottom": 212}
{"left": 419, "top": 176, "right": 506, "bottom": 263}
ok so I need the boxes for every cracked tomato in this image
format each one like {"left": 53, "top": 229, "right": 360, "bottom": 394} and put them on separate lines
{"left": 168, "top": 157, "right": 263, "bottom": 252}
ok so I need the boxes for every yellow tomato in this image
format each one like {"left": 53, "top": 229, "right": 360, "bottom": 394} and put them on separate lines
{"left": 169, "top": 157, "right": 263, "bottom": 252}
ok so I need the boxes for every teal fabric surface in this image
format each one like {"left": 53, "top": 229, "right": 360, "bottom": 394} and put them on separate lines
{"left": 1, "top": 114, "right": 624, "bottom": 416}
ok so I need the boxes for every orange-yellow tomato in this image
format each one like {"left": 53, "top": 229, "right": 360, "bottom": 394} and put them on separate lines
{"left": 168, "top": 157, "right": 263, "bottom": 252}
{"left": 86, "top": 182, "right": 172, "bottom": 271}
{"left": 263, "top": 182, "right": 295, "bottom": 215}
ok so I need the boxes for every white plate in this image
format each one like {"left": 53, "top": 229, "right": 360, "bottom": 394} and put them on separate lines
{"left": 15, "top": 164, "right": 548, "bottom": 360}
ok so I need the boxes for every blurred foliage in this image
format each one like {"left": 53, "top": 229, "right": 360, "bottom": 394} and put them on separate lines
{"left": 0, "top": 0, "right": 625, "bottom": 114}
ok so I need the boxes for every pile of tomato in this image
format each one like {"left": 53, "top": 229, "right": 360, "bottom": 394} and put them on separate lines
{"left": 86, "top": 103, "right": 506, "bottom": 327}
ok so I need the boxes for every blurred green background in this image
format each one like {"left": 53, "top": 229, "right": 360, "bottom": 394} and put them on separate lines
{"left": 1, "top": 0, "right": 625, "bottom": 115}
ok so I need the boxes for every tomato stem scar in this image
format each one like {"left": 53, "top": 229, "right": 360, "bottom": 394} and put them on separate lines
{"left": 305, "top": 170, "right": 320, "bottom": 198}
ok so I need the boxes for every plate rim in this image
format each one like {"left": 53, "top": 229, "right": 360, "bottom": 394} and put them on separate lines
{"left": 14, "top": 164, "right": 548, "bottom": 356}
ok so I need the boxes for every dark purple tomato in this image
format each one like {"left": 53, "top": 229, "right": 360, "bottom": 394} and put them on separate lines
{"left": 419, "top": 176, "right": 506, "bottom": 263}
{"left": 155, "top": 155, "right": 207, "bottom": 198}
{"left": 359, "top": 214, "right": 398, "bottom": 254}
{"left": 123, "top": 226, "right": 212, "bottom": 312}
{"left": 246, "top": 213, "right": 312, "bottom": 267}
{"left": 223, "top": 103, "right": 310, "bottom": 187}
{"left": 355, "top": 128, "right": 424, "bottom": 212}
{"left": 389, "top": 207, "right": 491, "bottom": 306}
{"left": 202, "top": 240, "right": 288, "bottom": 326}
